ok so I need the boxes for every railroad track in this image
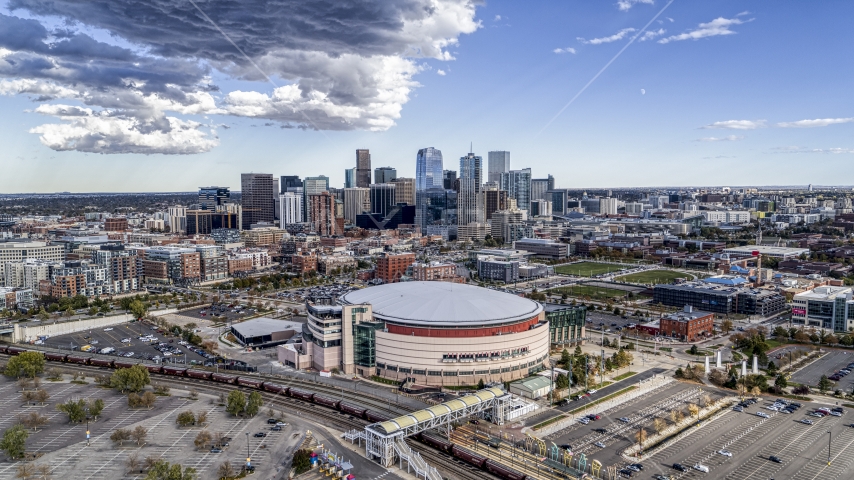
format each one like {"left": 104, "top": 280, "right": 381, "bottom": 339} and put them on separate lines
{"left": 16, "top": 359, "right": 497, "bottom": 479}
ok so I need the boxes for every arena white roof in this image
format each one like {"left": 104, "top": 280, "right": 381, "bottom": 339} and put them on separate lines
{"left": 340, "top": 281, "right": 543, "bottom": 326}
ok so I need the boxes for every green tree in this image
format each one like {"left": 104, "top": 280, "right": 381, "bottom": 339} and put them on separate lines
{"left": 689, "top": 344, "right": 698, "bottom": 355}
{"left": 0, "top": 425, "right": 28, "bottom": 460}
{"left": 555, "top": 373, "right": 570, "bottom": 390}
{"left": 774, "top": 374, "right": 788, "bottom": 390}
{"left": 4, "top": 351, "right": 46, "bottom": 378}
{"left": 176, "top": 411, "right": 196, "bottom": 427}
{"left": 476, "top": 379, "right": 485, "bottom": 390}
{"left": 89, "top": 398, "right": 105, "bottom": 420}
{"left": 245, "top": 391, "right": 263, "bottom": 417}
{"left": 560, "top": 348, "right": 571, "bottom": 367}
{"left": 292, "top": 449, "right": 312, "bottom": 475}
{"left": 110, "top": 365, "right": 151, "bottom": 393}
{"left": 129, "top": 299, "right": 148, "bottom": 320}
{"left": 818, "top": 374, "right": 833, "bottom": 393}
{"left": 56, "top": 399, "right": 87, "bottom": 423}
{"left": 143, "top": 460, "right": 197, "bottom": 480}
{"left": 226, "top": 390, "right": 245, "bottom": 417}
{"left": 573, "top": 346, "right": 583, "bottom": 357}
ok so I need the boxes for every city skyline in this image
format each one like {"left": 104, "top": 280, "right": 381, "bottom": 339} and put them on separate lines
{"left": 1, "top": 1, "right": 853, "bottom": 192}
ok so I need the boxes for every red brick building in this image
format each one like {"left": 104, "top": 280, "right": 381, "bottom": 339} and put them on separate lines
{"left": 659, "top": 306, "right": 715, "bottom": 342}
{"left": 375, "top": 252, "right": 415, "bottom": 283}
{"left": 104, "top": 217, "right": 128, "bottom": 232}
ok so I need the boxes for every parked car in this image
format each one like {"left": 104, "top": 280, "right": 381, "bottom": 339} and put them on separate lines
{"left": 769, "top": 456, "right": 782, "bottom": 463}
{"left": 672, "top": 463, "right": 687, "bottom": 472}
{"left": 693, "top": 464, "right": 709, "bottom": 473}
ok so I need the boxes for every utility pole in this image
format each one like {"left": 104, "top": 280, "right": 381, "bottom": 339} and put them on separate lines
{"left": 827, "top": 430, "right": 832, "bottom": 466}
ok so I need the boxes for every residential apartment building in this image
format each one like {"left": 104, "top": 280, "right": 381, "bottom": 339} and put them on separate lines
{"left": 411, "top": 262, "right": 457, "bottom": 282}
{"left": 0, "top": 241, "right": 64, "bottom": 285}
{"left": 375, "top": 252, "right": 415, "bottom": 283}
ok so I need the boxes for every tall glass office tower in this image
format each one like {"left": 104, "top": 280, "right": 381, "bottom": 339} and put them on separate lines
{"left": 416, "top": 147, "right": 444, "bottom": 191}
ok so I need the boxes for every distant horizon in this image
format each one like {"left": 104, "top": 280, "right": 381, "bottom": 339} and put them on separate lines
{"left": 2, "top": 184, "right": 854, "bottom": 196}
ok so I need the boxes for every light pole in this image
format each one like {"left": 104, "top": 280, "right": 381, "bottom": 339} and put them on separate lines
{"left": 246, "top": 432, "right": 251, "bottom": 470}
{"left": 86, "top": 416, "right": 90, "bottom": 446}
{"left": 827, "top": 430, "right": 832, "bottom": 466}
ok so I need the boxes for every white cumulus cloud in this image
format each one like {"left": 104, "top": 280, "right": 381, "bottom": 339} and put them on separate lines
{"left": 776, "top": 117, "right": 854, "bottom": 128}
{"left": 658, "top": 16, "right": 751, "bottom": 44}
{"left": 702, "top": 120, "right": 766, "bottom": 130}
{"left": 553, "top": 47, "right": 577, "bottom": 54}
{"left": 695, "top": 135, "right": 744, "bottom": 142}
{"left": 437, "top": 69, "right": 446, "bottom": 76}
{"left": 578, "top": 28, "right": 636, "bottom": 45}
{"left": 617, "top": 0, "right": 654, "bottom": 12}
{"left": 639, "top": 28, "right": 666, "bottom": 42}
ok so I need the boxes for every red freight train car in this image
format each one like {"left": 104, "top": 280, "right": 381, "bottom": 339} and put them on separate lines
{"left": 90, "top": 358, "right": 113, "bottom": 367}
{"left": 186, "top": 369, "right": 211, "bottom": 380}
{"left": 145, "top": 365, "right": 163, "bottom": 374}
{"left": 421, "top": 434, "right": 452, "bottom": 453}
{"left": 162, "top": 366, "right": 187, "bottom": 376}
{"left": 484, "top": 460, "right": 527, "bottom": 480}
{"left": 289, "top": 388, "right": 315, "bottom": 402}
{"left": 365, "top": 410, "right": 391, "bottom": 423}
{"left": 451, "top": 446, "right": 487, "bottom": 468}
{"left": 7, "top": 347, "right": 27, "bottom": 355}
{"left": 313, "top": 394, "right": 341, "bottom": 409}
{"left": 236, "top": 377, "right": 263, "bottom": 389}
{"left": 66, "top": 356, "right": 90, "bottom": 364}
{"left": 114, "top": 361, "right": 137, "bottom": 369}
{"left": 211, "top": 373, "right": 238, "bottom": 384}
{"left": 339, "top": 402, "right": 367, "bottom": 418}
{"left": 263, "top": 383, "right": 285, "bottom": 394}
{"left": 44, "top": 353, "right": 67, "bottom": 362}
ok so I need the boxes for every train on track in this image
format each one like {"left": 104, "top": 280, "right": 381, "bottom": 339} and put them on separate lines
{"left": 4, "top": 346, "right": 529, "bottom": 480}
{"left": 1, "top": 346, "right": 393, "bottom": 424}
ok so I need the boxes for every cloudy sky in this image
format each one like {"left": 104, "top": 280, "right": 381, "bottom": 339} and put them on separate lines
{"left": 1, "top": 0, "right": 852, "bottom": 192}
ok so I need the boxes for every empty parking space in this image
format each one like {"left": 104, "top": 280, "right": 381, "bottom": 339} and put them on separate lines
{"left": 790, "top": 349, "right": 854, "bottom": 389}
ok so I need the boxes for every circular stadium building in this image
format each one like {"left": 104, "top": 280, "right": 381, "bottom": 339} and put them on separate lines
{"left": 338, "top": 282, "right": 550, "bottom": 387}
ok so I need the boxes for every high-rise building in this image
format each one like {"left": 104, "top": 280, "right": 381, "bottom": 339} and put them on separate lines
{"left": 599, "top": 197, "right": 618, "bottom": 215}
{"left": 443, "top": 170, "right": 458, "bottom": 191}
{"left": 186, "top": 210, "right": 213, "bottom": 235}
{"left": 390, "top": 177, "right": 415, "bottom": 206}
{"left": 548, "top": 189, "right": 568, "bottom": 216}
{"left": 458, "top": 152, "right": 483, "bottom": 226}
{"left": 416, "top": 147, "right": 444, "bottom": 191}
{"left": 279, "top": 192, "right": 303, "bottom": 225}
{"left": 344, "top": 188, "right": 370, "bottom": 224}
{"left": 487, "top": 151, "right": 511, "bottom": 184}
{"left": 500, "top": 168, "right": 532, "bottom": 213}
{"left": 198, "top": 186, "right": 230, "bottom": 210}
{"left": 530, "top": 199, "right": 553, "bottom": 217}
{"left": 308, "top": 192, "right": 339, "bottom": 236}
{"left": 356, "top": 149, "right": 371, "bottom": 188}
{"left": 344, "top": 168, "right": 357, "bottom": 189}
{"left": 303, "top": 176, "right": 330, "bottom": 223}
{"left": 280, "top": 176, "right": 302, "bottom": 194}
{"left": 484, "top": 188, "right": 509, "bottom": 221}
{"left": 531, "top": 177, "right": 552, "bottom": 202}
{"left": 240, "top": 174, "right": 275, "bottom": 228}
{"left": 374, "top": 166, "right": 397, "bottom": 184}
{"left": 167, "top": 206, "right": 187, "bottom": 234}
{"left": 370, "top": 184, "right": 397, "bottom": 218}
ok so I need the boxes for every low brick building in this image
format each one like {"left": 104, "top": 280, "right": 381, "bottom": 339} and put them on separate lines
{"left": 375, "top": 252, "right": 415, "bottom": 283}
{"left": 659, "top": 306, "right": 715, "bottom": 342}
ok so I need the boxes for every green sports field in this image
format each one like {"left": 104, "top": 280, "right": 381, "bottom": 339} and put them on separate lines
{"left": 616, "top": 270, "right": 692, "bottom": 284}
{"left": 551, "top": 284, "right": 630, "bottom": 302}
{"left": 554, "top": 262, "right": 628, "bottom": 277}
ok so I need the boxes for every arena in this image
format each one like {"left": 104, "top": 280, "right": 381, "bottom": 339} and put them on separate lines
{"left": 352, "top": 282, "right": 551, "bottom": 386}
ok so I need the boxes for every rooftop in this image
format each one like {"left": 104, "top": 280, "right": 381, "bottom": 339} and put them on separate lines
{"left": 340, "top": 281, "right": 543, "bottom": 327}
{"left": 511, "top": 376, "right": 552, "bottom": 392}
{"left": 722, "top": 245, "right": 810, "bottom": 256}
{"left": 795, "top": 286, "right": 853, "bottom": 301}
{"left": 230, "top": 317, "right": 303, "bottom": 338}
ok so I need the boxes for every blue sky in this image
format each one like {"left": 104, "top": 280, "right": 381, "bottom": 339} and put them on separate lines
{"left": 1, "top": 0, "right": 852, "bottom": 193}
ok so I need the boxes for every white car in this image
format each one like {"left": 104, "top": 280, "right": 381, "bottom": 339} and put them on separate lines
{"left": 801, "top": 419, "right": 814, "bottom": 425}
{"left": 756, "top": 412, "right": 770, "bottom": 418}
{"left": 276, "top": 422, "right": 288, "bottom": 427}
{"left": 163, "top": 352, "right": 172, "bottom": 357}
{"left": 618, "top": 417, "right": 630, "bottom": 423}
{"left": 831, "top": 411, "right": 843, "bottom": 417}
{"left": 718, "top": 450, "right": 732, "bottom": 457}
{"left": 594, "top": 442, "right": 606, "bottom": 448}
{"left": 103, "top": 327, "right": 113, "bottom": 331}
{"left": 121, "top": 338, "right": 131, "bottom": 343}
{"left": 587, "top": 389, "right": 598, "bottom": 395}
{"left": 693, "top": 464, "right": 709, "bottom": 473}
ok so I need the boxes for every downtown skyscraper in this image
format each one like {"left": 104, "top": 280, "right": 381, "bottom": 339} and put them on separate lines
{"left": 415, "top": 147, "right": 444, "bottom": 191}
{"left": 355, "top": 149, "right": 371, "bottom": 188}
{"left": 487, "top": 151, "right": 510, "bottom": 184}
{"left": 240, "top": 173, "right": 275, "bottom": 227}
{"left": 458, "top": 151, "right": 483, "bottom": 226}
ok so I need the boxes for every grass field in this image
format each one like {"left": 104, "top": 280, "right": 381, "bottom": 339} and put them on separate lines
{"left": 554, "top": 262, "right": 628, "bottom": 277}
{"left": 616, "top": 269, "right": 692, "bottom": 284}
{"left": 552, "top": 284, "right": 631, "bottom": 301}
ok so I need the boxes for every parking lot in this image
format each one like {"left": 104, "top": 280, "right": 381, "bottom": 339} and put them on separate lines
{"left": 790, "top": 349, "right": 854, "bottom": 390}
{"left": 177, "top": 304, "right": 256, "bottom": 325}
{"left": 272, "top": 283, "right": 359, "bottom": 303}
{"left": 41, "top": 321, "right": 213, "bottom": 365}
{"left": 543, "top": 382, "right": 727, "bottom": 469}
{"left": 636, "top": 398, "right": 854, "bottom": 480}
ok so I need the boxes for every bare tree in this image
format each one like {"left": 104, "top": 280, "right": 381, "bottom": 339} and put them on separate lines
{"left": 131, "top": 426, "right": 148, "bottom": 446}
{"left": 143, "top": 456, "right": 160, "bottom": 471}
{"left": 688, "top": 403, "right": 700, "bottom": 418}
{"left": 653, "top": 417, "right": 666, "bottom": 434}
{"left": 212, "top": 431, "right": 226, "bottom": 448}
{"left": 700, "top": 394, "right": 712, "bottom": 408}
{"left": 33, "top": 465, "right": 51, "bottom": 480}
{"left": 126, "top": 453, "right": 141, "bottom": 474}
{"left": 15, "top": 463, "right": 35, "bottom": 480}
{"left": 634, "top": 428, "right": 648, "bottom": 446}
{"left": 20, "top": 412, "right": 49, "bottom": 432}
{"left": 194, "top": 430, "right": 212, "bottom": 450}
{"left": 140, "top": 391, "right": 157, "bottom": 410}
{"left": 196, "top": 411, "right": 208, "bottom": 427}
{"left": 218, "top": 461, "right": 236, "bottom": 479}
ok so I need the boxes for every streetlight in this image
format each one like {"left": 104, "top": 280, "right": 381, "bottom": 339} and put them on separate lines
{"left": 86, "top": 416, "right": 90, "bottom": 446}
{"left": 827, "top": 430, "right": 832, "bottom": 466}
{"left": 246, "top": 432, "right": 251, "bottom": 470}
